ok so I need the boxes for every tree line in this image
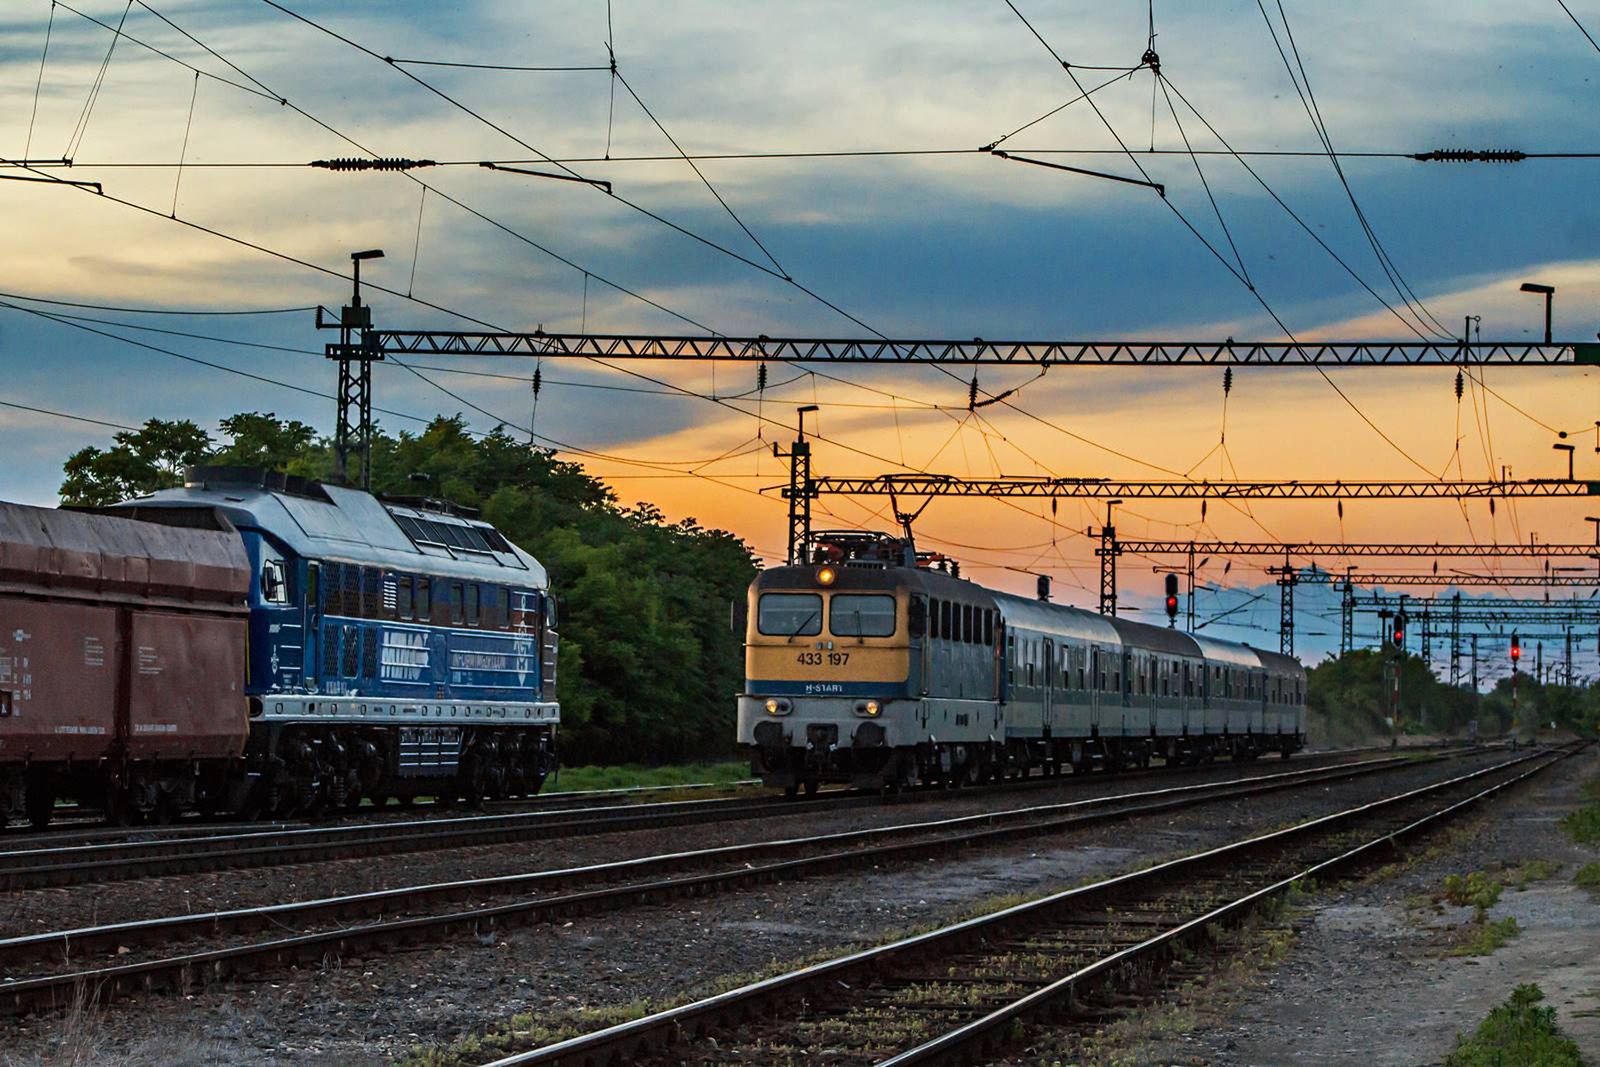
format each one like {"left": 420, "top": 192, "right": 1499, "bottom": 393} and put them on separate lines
{"left": 60, "top": 413, "right": 758, "bottom": 766}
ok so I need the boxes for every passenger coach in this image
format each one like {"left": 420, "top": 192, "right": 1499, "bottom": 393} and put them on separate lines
{"left": 738, "top": 531, "right": 1305, "bottom": 794}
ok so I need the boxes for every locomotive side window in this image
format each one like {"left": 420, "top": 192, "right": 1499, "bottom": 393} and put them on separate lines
{"left": 758, "top": 593, "right": 822, "bottom": 636}
{"left": 466, "top": 584, "right": 481, "bottom": 627}
{"left": 396, "top": 577, "right": 414, "bottom": 620}
{"left": 830, "top": 594, "right": 895, "bottom": 637}
{"left": 260, "top": 559, "right": 289, "bottom": 605}
{"left": 415, "top": 577, "right": 432, "bottom": 621}
{"left": 983, "top": 609, "right": 993, "bottom": 645}
{"left": 449, "top": 583, "right": 466, "bottom": 625}
{"left": 939, "top": 600, "right": 952, "bottom": 641}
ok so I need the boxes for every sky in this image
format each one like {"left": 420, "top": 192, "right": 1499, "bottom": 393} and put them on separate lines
{"left": 2, "top": 0, "right": 1600, "bottom": 672}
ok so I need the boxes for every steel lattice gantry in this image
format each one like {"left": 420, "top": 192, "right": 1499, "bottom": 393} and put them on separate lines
{"left": 802, "top": 476, "right": 1600, "bottom": 499}
{"left": 1113, "top": 541, "right": 1600, "bottom": 558}
{"left": 1287, "top": 573, "right": 1600, "bottom": 587}
{"left": 355, "top": 331, "right": 1600, "bottom": 366}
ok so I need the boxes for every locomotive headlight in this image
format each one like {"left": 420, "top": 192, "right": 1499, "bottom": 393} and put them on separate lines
{"left": 855, "top": 700, "right": 881, "bottom": 717}
{"left": 764, "top": 698, "right": 791, "bottom": 716}
{"left": 816, "top": 566, "right": 837, "bottom": 587}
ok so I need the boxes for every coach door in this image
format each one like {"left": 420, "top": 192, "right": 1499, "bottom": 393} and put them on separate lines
{"left": 1042, "top": 639, "right": 1055, "bottom": 734}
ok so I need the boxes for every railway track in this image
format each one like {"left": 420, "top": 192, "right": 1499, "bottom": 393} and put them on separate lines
{"left": 0, "top": 748, "right": 1479, "bottom": 1016}
{"left": 472, "top": 743, "right": 1580, "bottom": 1066}
{"left": 0, "top": 745, "right": 1437, "bottom": 890}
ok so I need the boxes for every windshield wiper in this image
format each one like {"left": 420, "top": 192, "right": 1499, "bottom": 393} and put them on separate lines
{"left": 787, "top": 610, "right": 819, "bottom": 641}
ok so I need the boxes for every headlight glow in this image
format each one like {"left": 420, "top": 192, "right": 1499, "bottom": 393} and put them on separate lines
{"left": 764, "top": 698, "right": 791, "bottom": 716}
{"left": 817, "top": 566, "right": 837, "bottom": 586}
{"left": 865, "top": 700, "right": 880, "bottom": 716}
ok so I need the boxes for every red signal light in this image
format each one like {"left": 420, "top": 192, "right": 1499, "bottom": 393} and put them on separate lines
{"left": 1511, "top": 644, "right": 1521, "bottom": 661}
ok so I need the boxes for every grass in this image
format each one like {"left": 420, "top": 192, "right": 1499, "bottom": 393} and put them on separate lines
{"left": 543, "top": 759, "right": 750, "bottom": 793}
{"left": 1440, "top": 871, "right": 1504, "bottom": 916}
{"left": 1444, "top": 984, "right": 1583, "bottom": 1067}
{"left": 1575, "top": 862, "right": 1600, "bottom": 893}
{"left": 1560, "top": 775, "right": 1600, "bottom": 846}
{"left": 1447, "top": 916, "right": 1521, "bottom": 957}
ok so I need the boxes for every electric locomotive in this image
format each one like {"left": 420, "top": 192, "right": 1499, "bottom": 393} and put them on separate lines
{"left": 738, "top": 531, "right": 1305, "bottom": 794}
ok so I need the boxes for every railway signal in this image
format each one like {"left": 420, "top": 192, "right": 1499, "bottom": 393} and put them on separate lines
{"left": 1164, "top": 573, "right": 1179, "bottom": 628}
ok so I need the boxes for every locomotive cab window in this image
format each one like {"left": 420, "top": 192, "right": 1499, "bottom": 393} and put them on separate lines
{"left": 830, "top": 594, "right": 896, "bottom": 637}
{"left": 758, "top": 593, "right": 822, "bottom": 636}
{"left": 260, "top": 559, "right": 289, "bottom": 605}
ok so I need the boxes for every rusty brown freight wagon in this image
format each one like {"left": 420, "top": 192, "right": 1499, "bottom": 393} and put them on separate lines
{"left": 0, "top": 501, "right": 249, "bottom": 826}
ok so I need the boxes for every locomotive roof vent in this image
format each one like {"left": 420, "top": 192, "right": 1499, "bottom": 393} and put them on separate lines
{"left": 183, "top": 465, "right": 331, "bottom": 502}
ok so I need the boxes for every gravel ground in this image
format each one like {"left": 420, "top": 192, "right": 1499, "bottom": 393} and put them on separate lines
{"left": 1108, "top": 745, "right": 1600, "bottom": 1066}
{"left": 0, "top": 750, "right": 1416, "bottom": 940}
{"left": 0, "top": 750, "right": 1508, "bottom": 1065}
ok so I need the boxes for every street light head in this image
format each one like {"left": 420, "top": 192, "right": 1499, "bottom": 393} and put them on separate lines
{"left": 796, "top": 404, "right": 819, "bottom": 414}
{"left": 351, "top": 249, "right": 385, "bottom": 261}
{"left": 1520, "top": 282, "right": 1554, "bottom": 295}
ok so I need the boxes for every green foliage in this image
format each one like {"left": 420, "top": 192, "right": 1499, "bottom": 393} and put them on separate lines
{"left": 59, "top": 417, "right": 213, "bottom": 506}
{"left": 1307, "top": 649, "right": 1600, "bottom": 744}
{"left": 1574, "top": 863, "right": 1600, "bottom": 892}
{"left": 1448, "top": 916, "right": 1520, "bottom": 957}
{"left": 58, "top": 413, "right": 758, "bottom": 765}
{"left": 548, "top": 759, "right": 751, "bottom": 793}
{"left": 1444, "top": 984, "right": 1582, "bottom": 1067}
{"left": 1442, "top": 871, "right": 1504, "bottom": 914}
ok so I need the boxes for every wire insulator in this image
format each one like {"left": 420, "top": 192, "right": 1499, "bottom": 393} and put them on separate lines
{"left": 1223, "top": 367, "right": 1233, "bottom": 396}
{"left": 532, "top": 366, "right": 542, "bottom": 396}
{"left": 967, "top": 375, "right": 979, "bottom": 411}
{"left": 1455, "top": 369, "right": 1464, "bottom": 401}
{"left": 310, "top": 157, "right": 439, "bottom": 172}
{"left": 757, "top": 362, "right": 767, "bottom": 393}
{"left": 1411, "top": 148, "right": 1526, "bottom": 163}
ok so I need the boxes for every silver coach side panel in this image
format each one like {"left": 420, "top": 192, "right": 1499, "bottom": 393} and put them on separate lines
{"left": 1191, "top": 634, "right": 1263, "bottom": 736}
{"left": 992, "top": 593, "right": 1123, "bottom": 740}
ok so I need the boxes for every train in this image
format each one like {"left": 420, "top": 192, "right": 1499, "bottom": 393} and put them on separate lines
{"left": 738, "top": 531, "right": 1306, "bottom": 794}
{"left": 0, "top": 466, "right": 559, "bottom": 827}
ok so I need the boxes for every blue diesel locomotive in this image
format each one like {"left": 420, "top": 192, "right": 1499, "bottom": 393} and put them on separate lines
{"left": 115, "top": 466, "right": 559, "bottom": 815}
{"left": 738, "top": 531, "right": 1305, "bottom": 793}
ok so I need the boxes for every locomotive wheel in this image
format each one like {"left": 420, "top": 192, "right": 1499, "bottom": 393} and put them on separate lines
{"left": 783, "top": 783, "right": 800, "bottom": 800}
{"left": 802, "top": 778, "right": 820, "bottom": 797}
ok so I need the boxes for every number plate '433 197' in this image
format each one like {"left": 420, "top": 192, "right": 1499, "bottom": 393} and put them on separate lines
{"left": 796, "top": 651, "right": 850, "bottom": 667}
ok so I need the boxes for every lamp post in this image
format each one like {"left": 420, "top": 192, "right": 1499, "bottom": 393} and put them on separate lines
{"left": 1519, "top": 282, "right": 1555, "bottom": 344}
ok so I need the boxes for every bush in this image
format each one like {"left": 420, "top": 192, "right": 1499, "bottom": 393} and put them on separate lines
{"left": 1445, "top": 984, "right": 1582, "bottom": 1067}
{"left": 1441, "top": 871, "right": 1503, "bottom": 915}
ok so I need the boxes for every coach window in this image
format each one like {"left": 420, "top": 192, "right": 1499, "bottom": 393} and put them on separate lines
{"left": 1006, "top": 631, "right": 1016, "bottom": 684}
{"left": 758, "top": 593, "right": 822, "bottom": 636}
{"left": 830, "top": 594, "right": 896, "bottom": 637}
{"left": 396, "top": 576, "right": 414, "bottom": 620}
{"left": 466, "top": 584, "right": 481, "bottom": 627}
{"left": 416, "top": 577, "right": 432, "bottom": 621}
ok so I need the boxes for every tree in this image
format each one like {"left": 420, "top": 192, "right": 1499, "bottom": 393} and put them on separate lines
{"left": 59, "top": 418, "right": 212, "bottom": 506}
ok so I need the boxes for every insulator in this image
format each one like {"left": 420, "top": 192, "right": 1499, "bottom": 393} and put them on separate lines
{"left": 967, "top": 376, "right": 979, "bottom": 410}
{"left": 1412, "top": 148, "right": 1526, "bottom": 163}
{"left": 1337, "top": 500, "right": 1344, "bottom": 520}
{"left": 757, "top": 362, "right": 768, "bottom": 393}
{"left": 1223, "top": 367, "right": 1233, "bottom": 396}
{"left": 531, "top": 366, "right": 542, "bottom": 396}
{"left": 1455, "top": 369, "right": 1464, "bottom": 400}
{"left": 310, "top": 157, "right": 439, "bottom": 172}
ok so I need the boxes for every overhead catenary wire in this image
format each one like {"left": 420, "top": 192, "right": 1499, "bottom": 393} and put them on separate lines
{"left": 25, "top": 1, "right": 56, "bottom": 160}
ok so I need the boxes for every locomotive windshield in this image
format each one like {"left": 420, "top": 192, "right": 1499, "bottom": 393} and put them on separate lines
{"left": 829, "top": 594, "right": 896, "bottom": 637}
{"left": 758, "top": 593, "right": 822, "bottom": 636}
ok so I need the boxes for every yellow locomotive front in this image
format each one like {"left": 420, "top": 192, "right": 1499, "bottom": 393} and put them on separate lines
{"left": 738, "top": 534, "right": 915, "bottom": 794}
